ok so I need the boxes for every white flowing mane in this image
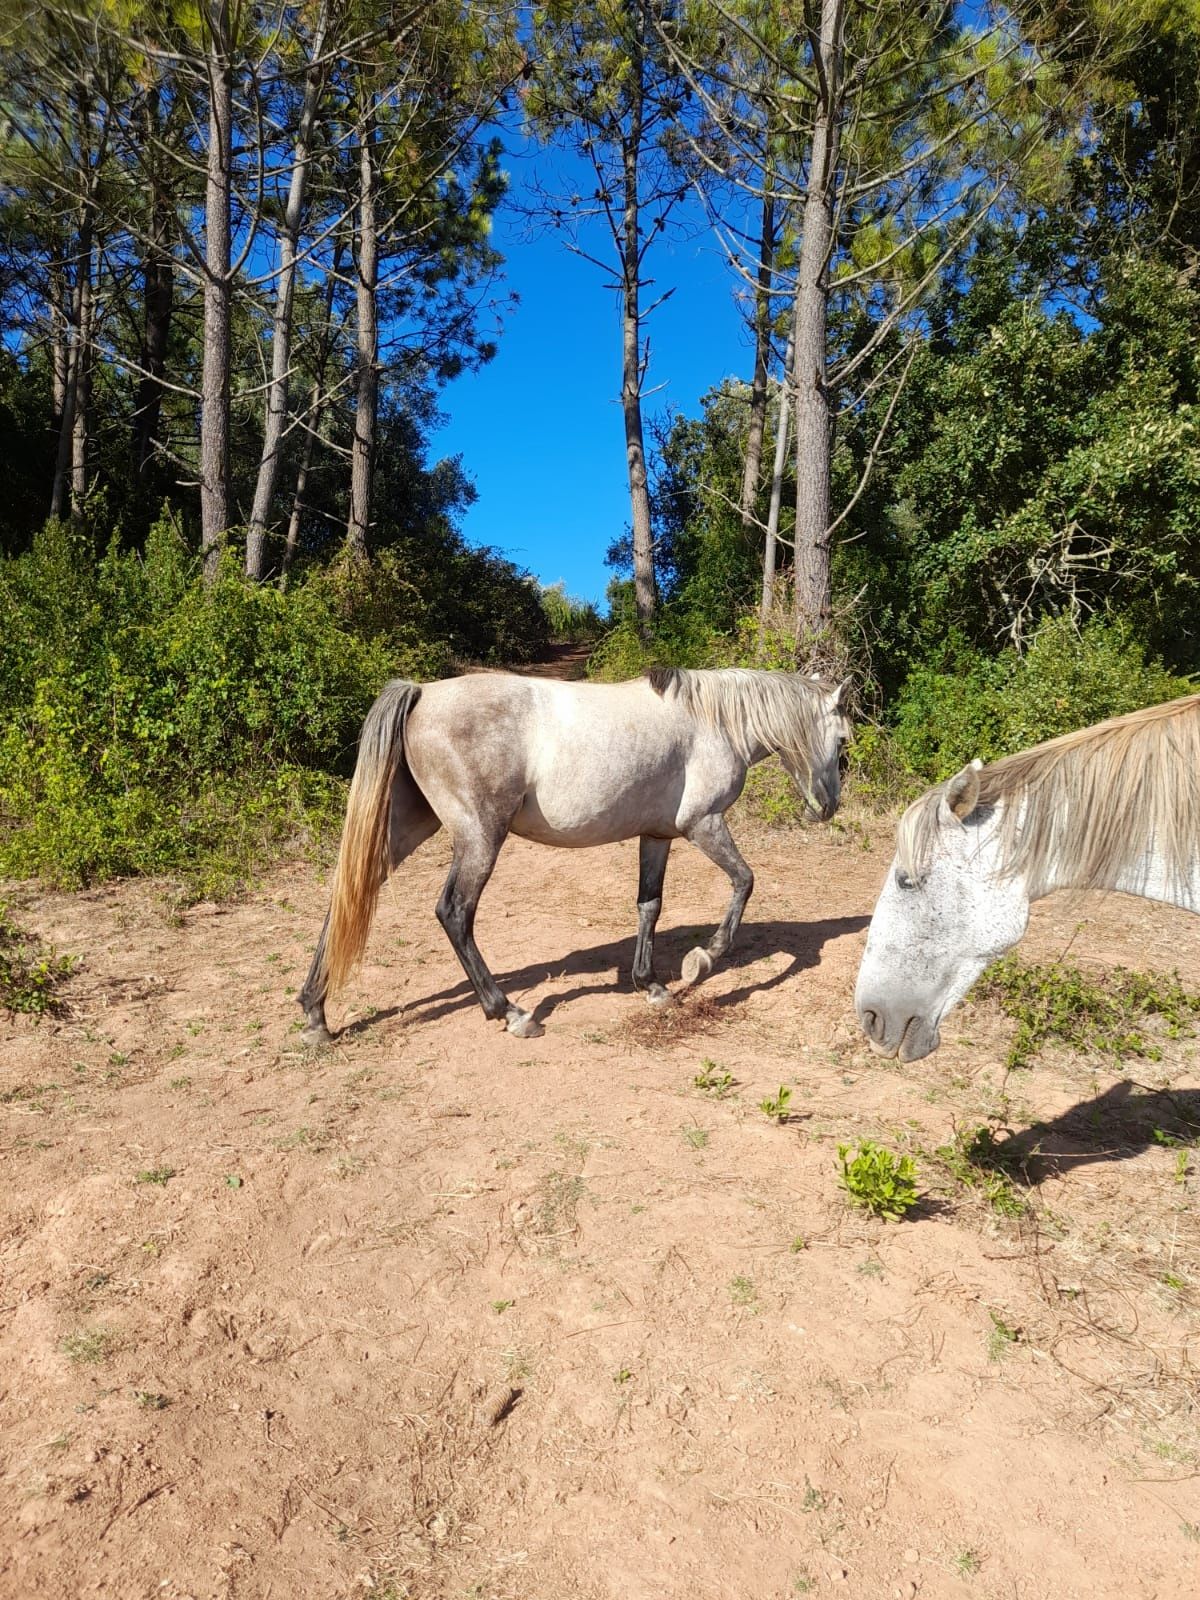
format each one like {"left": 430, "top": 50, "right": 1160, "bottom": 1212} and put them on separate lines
{"left": 898, "top": 693, "right": 1200, "bottom": 897}
{"left": 647, "top": 666, "right": 835, "bottom": 775}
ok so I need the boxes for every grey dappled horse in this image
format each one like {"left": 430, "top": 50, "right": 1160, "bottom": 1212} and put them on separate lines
{"left": 856, "top": 693, "right": 1200, "bottom": 1061}
{"left": 300, "top": 666, "right": 853, "bottom": 1044}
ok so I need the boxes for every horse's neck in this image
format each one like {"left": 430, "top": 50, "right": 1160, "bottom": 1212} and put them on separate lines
{"left": 1108, "top": 856, "right": 1200, "bottom": 915}
{"left": 1036, "top": 848, "right": 1200, "bottom": 915}
{"left": 986, "top": 800, "right": 1200, "bottom": 914}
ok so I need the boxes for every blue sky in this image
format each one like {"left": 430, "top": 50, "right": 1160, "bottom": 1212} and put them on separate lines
{"left": 434, "top": 146, "right": 754, "bottom": 605}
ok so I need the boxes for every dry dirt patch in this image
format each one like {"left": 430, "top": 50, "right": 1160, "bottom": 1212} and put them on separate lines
{"left": 1, "top": 823, "right": 1198, "bottom": 1599}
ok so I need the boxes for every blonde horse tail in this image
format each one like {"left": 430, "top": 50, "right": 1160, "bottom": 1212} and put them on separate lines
{"left": 317, "top": 679, "right": 423, "bottom": 1001}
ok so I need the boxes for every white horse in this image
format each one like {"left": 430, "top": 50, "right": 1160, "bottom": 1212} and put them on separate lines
{"left": 855, "top": 694, "right": 1200, "bottom": 1061}
{"left": 301, "top": 666, "right": 852, "bottom": 1045}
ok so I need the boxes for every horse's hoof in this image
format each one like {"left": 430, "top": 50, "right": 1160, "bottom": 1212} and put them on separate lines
{"left": 299, "top": 1024, "right": 335, "bottom": 1049}
{"left": 507, "top": 1011, "right": 545, "bottom": 1040}
{"left": 680, "top": 947, "right": 714, "bottom": 987}
{"left": 646, "top": 985, "right": 674, "bottom": 1010}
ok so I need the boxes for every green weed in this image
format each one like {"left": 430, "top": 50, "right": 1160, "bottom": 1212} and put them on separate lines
{"left": 681, "top": 1125, "right": 710, "bottom": 1150}
{"left": 61, "top": 1326, "right": 118, "bottom": 1364}
{"left": 729, "top": 1274, "right": 758, "bottom": 1309}
{"left": 933, "top": 1125, "right": 1028, "bottom": 1216}
{"left": 759, "top": 1084, "right": 793, "bottom": 1123}
{"left": 135, "top": 1166, "right": 175, "bottom": 1186}
{"left": 838, "top": 1141, "right": 919, "bottom": 1220}
{"left": 0, "top": 901, "right": 75, "bottom": 1014}
{"left": 974, "top": 957, "right": 1200, "bottom": 1071}
{"left": 693, "top": 1058, "right": 734, "bottom": 1097}
{"left": 800, "top": 1478, "right": 826, "bottom": 1513}
{"left": 986, "top": 1309, "right": 1021, "bottom": 1361}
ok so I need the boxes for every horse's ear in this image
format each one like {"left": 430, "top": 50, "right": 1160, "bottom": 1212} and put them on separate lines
{"left": 834, "top": 677, "right": 853, "bottom": 714}
{"left": 940, "top": 760, "right": 982, "bottom": 824}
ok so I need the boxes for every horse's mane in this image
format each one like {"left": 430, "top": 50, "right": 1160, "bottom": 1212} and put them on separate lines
{"left": 897, "top": 693, "right": 1200, "bottom": 896}
{"left": 647, "top": 666, "right": 835, "bottom": 775}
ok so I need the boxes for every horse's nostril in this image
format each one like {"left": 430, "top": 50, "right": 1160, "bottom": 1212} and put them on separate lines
{"left": 860, "top": 1007, "right": 882, "bottom": 1042}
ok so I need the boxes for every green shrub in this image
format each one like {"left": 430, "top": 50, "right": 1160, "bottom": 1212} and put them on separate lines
{"left": 0, "top": 517, "right": 400, "bottom": 890}
{"left": 539, "top": 581, "right": 603, "bottom": 641}
{"left": 586, "top": 610, "right": 725, "bottom": 681}
{"left": 973, "top": 955, "right": 1200, "bottom": 1070}
{"left": 892, "top": 614, "right": 1193, "bottom": 781}
{"left": 837, "top": 1140, "right": 920, "bottom": 1219}
{"left": 0, "top": 900, "right": 76, "bottom": 1013}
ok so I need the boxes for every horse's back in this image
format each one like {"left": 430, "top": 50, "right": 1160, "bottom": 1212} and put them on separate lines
{"left": 404, "top": 673, "right": 742, "bottom": 846}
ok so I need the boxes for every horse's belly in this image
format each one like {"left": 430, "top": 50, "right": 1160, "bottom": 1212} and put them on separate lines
{"left": 510, "top": 778, "right": 683, "bottom": 847}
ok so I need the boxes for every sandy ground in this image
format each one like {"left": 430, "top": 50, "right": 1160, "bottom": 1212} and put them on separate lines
{"left": 2, "top": 801, "right": 1199, "bottom": 1600}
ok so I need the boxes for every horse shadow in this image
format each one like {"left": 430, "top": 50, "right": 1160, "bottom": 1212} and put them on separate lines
{"left": 979, "top": 1079, "right": 1200, "bottom": 1186}
{"left": 381, "top": 913, "right": 871, "bottom": 1031}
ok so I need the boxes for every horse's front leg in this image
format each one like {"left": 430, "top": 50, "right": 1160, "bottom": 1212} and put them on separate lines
{"left": 680, "top": 814, "right": 754, "bottom": 988}
{"left": 436, "top": 833, "right": 543, "bottom": 1039}
{"left": 632, "top": 836, "right": 672, "bottom": 1008}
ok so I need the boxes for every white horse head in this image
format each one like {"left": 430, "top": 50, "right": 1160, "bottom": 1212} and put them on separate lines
{"left": 855, "top": 694, "right": 1200, "bottom": 1062}
{"left": 794, "top": 675, "right": 855, "bottom": 822}
{"left": 651, "top": 667, "right": 854, "bottom": 823}
{"left": 854, "top": 762, "right": 1030, "bottom": 1061}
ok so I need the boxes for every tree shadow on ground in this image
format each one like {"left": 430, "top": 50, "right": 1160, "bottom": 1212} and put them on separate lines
{"left": 374, "top": 913, "right": 872, "bottom": 1032}
{"left": 981, "top": 1079, "right": 1200, "bottom": 1186}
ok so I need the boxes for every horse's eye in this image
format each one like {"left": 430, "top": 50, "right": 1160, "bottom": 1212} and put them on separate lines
{"left": 895, "top": 869, "right": 917, "bottom": 891}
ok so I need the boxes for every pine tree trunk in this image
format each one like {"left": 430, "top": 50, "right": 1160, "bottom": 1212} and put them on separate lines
{"left": 201, "top": 0, "right": 233, "bottom": 582}
{"left": 70, "top": 223, "right": 93, "bottom": 517}
{"left": 740, "top": 180, "right": 776, "bottom": 540}
{"left": 133, "top": 90, "right": 175, "bottom": 481}
{"left": 280, "top": 394, "right": 320, "bottom": 584}
{"left": 792, "top": 0, "right": 844, "bottom": 640}
{"left": 50, "top": 268, "right": 69, "bottom": 423}
{"left": 280, "top": 245, "right": 343, "bottom": 586}
{"left": 246, "top": 0, "right": 329, "bottom": 579}
{"left": 622, "top": 1, "right": 656, "bottom": 630}
{"left": 51, "top": 94, "right": 92, "bottom": 523}
{"left": 134, "top": 230, "right": 174, "bottom": 481}
{"left": 49, "top": 254, "right": 79, "bottom": 521}
{"left": 346, "top": 100, "right": 378, "bottom": 562}
{"left": 760, "top": 329, "right": 794, "bottom": 633}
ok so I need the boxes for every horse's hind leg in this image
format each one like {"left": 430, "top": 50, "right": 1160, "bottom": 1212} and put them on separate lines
{"left": 680, "top": 814, "right": 754, "bottom": 988}
{"left": 436, "top": 831, "right": 543, "bottom": 1039}
{"left": 298, "top": 772, "right": 441, "bottom": 1048}
{"left": 299, "top": 909, "right": 337, "bottom": 1046}
{"left": 632, "top": 836, "right": 672, "bottom": 1008}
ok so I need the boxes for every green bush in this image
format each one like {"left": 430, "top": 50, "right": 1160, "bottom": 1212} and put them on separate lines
{"left": 586, "top": 609, "right": 727, "bottom": 681}
{"left": 837, "top": 1140, "right": 920, "bottom": 1220}
{"left": 0, "top": 507, "right": 557, "bottom": 892}
{"left": 892, "top": 613, "right": 1194, "bottom": 781}
{"left": 0, "top": 518, "right": 396, "bottom": 890}
{"left": 0, "top": 899, "right": 76, "bottom": 1013}
{"left": 973, "top": 955, "right": 1200, "bottom": 1070}
{"left": 539, "top": 581, "right": 603, "bottom": 642}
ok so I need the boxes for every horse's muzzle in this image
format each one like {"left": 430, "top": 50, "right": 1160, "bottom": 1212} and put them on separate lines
{"left": 856, "top": 1002, "right": 940, "bottom": 1062}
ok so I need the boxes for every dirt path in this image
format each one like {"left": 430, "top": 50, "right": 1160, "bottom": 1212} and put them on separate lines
{"left": 514, "top": 642, "right": 594, "bottom": 680}
{"left": 2, "top": 819, "right": 1198, "bottom": 1600}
